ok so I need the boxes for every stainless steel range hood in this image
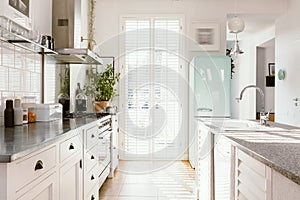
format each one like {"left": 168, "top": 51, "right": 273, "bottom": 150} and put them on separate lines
{"left": 52, "top": 48, "right": 103, "bottom": 64}
{"left": 52, "top": 0, "right": 102, "bottom": 64}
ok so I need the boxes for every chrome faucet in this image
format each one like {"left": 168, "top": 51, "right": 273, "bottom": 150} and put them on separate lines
{"left": 236, "top": 85, "right": 269, "bottom": 125}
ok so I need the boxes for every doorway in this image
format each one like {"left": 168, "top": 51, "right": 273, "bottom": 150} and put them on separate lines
{"left": 256, "top": 38, "right": 275, "bottom": 121}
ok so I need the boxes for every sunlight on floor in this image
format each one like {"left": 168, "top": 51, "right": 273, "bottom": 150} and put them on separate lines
{"left": 99, "top": 161, "right": 196, "bottom": 200}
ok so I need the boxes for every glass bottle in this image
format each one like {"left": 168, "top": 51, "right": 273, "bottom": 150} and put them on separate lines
{"left": 4, "top": 99, "right": 14, "bottom": 127}
{"left": 14, "top": 99, "right": 23, "bottom": 125}
{"left": 75, "top": 92, "right": 87, "bottom": 113}
{"left": 58, "top": 93, "right": 70, "bottom": 117}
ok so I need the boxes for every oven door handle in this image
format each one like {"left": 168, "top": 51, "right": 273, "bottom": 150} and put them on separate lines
{"left": 99, "top": 130, "right": 112, "bottom": 139}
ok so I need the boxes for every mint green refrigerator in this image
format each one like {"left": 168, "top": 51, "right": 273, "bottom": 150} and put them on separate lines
{"left": 189, "top": 56, "right": 231, "bottom": 168}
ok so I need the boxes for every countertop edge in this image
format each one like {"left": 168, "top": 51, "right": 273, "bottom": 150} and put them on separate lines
{"left": 0, "top": 118, "right": 100, "bottom": 163}
{"left": 226, "top": 136, "right": 300, "bottom": 185}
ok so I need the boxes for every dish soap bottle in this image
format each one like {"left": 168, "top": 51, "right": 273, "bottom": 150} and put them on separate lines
{"left": 4, "top": 99, "right": 14, "bottom": 127}
{"left": 14, "top": 99, "right": 23, "bottom": 125}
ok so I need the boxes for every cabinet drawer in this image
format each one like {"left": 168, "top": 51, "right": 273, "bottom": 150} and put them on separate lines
{"left": 86, "top": 185, "right": 99, "bottom": 200}
{"left": 13, "top": 146, "right": 56, "bottom": 192}
{"left": 60, "top": 134, "right": 82, "bottom": 163}
{"left": 85, "top": 164, "right": 99, "bottom": 195}
{"left": 85, "top": 145, "right": 99, "bottom": 173}
{"left": 85, "top": 126, "right": 98, "bottom": 151}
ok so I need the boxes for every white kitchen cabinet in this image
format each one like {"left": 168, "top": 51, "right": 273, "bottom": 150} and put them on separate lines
{"left": 195, "top": 122, "right": 213, "bottom": 200}
{"left": 83, "top": 121, "right": 100, "bottom": 198}
{"left": 109, "top": 114, "right": 119, "bottom": 178}
{"left": 59, "top": 131, "right": 83, "bottom": 200}
{"left": 234, "top": 149, "right": 272, "bottom": 200}
{"left": 17, "top": 171, "right": 58, "bottom": 200}
{"left": 0, "top": 144, "right": 59, "bottom": 200}
{"left": 214, "top": 134, "right": 232, "bottom": 200}
{"left": 272, "top": 170, "right": 300, "bottom": 200}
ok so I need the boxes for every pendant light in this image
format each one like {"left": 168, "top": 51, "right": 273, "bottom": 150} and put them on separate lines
{"left": 230, "top": 33, "right": 244, "bottom": 56}
{"left": 228, "top": 16, "right": 245, "bottom": 34}
{"left": 227, "top": 0, "right": 245, "bottom": 56}
{"left": 228, "top": 16, "right": 245, "bottom": 56}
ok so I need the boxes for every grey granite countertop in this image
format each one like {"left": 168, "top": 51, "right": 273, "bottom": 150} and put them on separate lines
{"left": 0, "top": 118, "right": 98, "bottom": 163}
{"left": 196, "top": 117, "right": 300, "bottom": 185}
{"left": 226, "top": 134, "right": 300, "bottom": 185}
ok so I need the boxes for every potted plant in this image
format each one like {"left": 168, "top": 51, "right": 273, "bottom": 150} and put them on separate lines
{"left": 84, "top": 64, "right": 120, "bottom": 112}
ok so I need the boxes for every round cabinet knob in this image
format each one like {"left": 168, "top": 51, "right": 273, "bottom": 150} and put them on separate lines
{"left": 91, "top": 195, "right": 95, "bottom": 200}
{"left": 34, "top": 160, "right": 44, "bottom": 171}
{"left": 91, "top": 155, "right": 95, "bottom": 160}
{"left": 91, "top": 175, "right": 95, "bottom": 180}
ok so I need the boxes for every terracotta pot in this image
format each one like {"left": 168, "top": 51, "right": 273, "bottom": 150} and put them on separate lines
{"left": 94, "top": 101, "right": 110, "bottom": 113}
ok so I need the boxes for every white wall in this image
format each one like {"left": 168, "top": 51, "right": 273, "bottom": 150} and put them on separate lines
{"left": 94, "top": 0, "right": 286, "bottom": 58}
{"left": 231, "top": 26, "right": 276, "bottom": 119}
{"left": 275, "top": 0, "right": 300, "bottom": 126}
{"left": 93, "top": 0, "right": 286, "bottom": 121}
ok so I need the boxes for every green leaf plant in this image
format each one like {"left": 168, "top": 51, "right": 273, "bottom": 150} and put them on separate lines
{"left": 84, "top": 64, "right": 120, "bottom": 102}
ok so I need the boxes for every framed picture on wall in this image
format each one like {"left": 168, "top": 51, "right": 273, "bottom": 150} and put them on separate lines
{"left": 190, "top": 21, "right": 220, "bottom": 51}
{"left": 268, "top": 63, "right": 275, "bottom": 76}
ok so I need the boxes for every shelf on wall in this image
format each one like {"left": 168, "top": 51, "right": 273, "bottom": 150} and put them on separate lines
{"left": 0, "top": 24, "right": 103, "bottom": 65}
{"left": 0, "top": 26, "right": 57, "bottom": 55}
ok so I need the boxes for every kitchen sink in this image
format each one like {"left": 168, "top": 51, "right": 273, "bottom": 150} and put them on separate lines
{"left": 203, "top": 119, "right": 284, "bottom": 132}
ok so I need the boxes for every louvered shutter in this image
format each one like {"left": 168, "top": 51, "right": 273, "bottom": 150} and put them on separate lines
{"left": 121, "top": 17, "right": 183, "bottom": 160}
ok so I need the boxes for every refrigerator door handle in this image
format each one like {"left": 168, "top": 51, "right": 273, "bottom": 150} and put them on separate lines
{"left": 197, "top": 107, "right": 213, "bottom": 112}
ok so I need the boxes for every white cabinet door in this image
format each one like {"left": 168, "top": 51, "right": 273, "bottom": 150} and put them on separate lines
{"left": 59, "top": 157, "right": 82, "bottom": 200}
{"left": 272, "top": 170, "right": 300, "bottom": 200}
{"left": 59, "top": 131, "right": 83, "bottom": 200}
{"left": 234, "top": 149, "right": 272, "bottom": 200}
{"left": 17, "top": 172, "right": 58, "bottom": 200}
{"left": 214, "top": 134, "right": 231, "bottom": 200}
{"left": 109, "top": 114, "right": 119, "bottom": 178}
{"left": 195, "top": 123, "right": 213, "bottom": 200}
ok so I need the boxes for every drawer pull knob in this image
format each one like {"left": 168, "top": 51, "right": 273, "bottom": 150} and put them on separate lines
{"left": 91, "top": 175, "right": 95, "bottom": 180}
{"left": 91, "top": 134, "right": 95, "bottom": 138}
{"left": 91, "top": 155, "right": 95, "bottom": 160}
{"left": 34, "top": 160, "right": 44, "bottom": 171}
{"left": 91, "top": 195, "right": 95, "bottom": 200}
{"left": 69, "top": 143, "right": 75, "bottom": 150}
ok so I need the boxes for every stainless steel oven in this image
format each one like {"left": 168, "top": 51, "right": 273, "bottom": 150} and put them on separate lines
{"left": 98, "top": 117, "right": 111, "bottom": 176}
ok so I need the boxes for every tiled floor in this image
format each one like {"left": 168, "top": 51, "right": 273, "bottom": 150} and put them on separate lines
{"left": 99, "top": 160, "right": 196, "bottom": 200}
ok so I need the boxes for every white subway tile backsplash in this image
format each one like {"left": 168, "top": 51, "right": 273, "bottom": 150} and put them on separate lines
{"left": 2, "top": 45, "right": 14, "bottom": 67}
{"left": 14, "top": 53, "right": 25, "bottom": 69}
{"left": 26, "top": 53, "right": 36, "bottom": 71}
{"left": 9, "top": 68, "right": 22, "bottom": 91}
{"left": 0, "top": 66, "right": 8, "bottom": 91}
{"left": 0, "top": 42, "right": 41, "bottom": 109}
{"left": 24, "top": 71, "right": 31, "bottom": 92}
{"left": 35, "top": 55, "right": 41, "bottom": 73}
{"left": 30, "top": 72, "right": 40, "bottom": 93}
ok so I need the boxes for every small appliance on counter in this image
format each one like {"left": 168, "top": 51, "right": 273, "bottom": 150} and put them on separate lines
{"left": 35, "top": 104, "right": 63, "bottom": 122}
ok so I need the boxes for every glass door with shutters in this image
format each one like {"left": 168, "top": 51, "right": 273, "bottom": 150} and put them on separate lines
{"left": 119, "top": 16, "right": 186, "bottom": 160}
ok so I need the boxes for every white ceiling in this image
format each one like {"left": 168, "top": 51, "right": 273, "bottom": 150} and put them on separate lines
{"left": 226, "top": 13, "right": 280, "bottom": 41}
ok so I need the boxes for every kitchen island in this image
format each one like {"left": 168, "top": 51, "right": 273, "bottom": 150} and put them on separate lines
{"left": 194, "top": 118, "right": 300, "bottom": 200}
